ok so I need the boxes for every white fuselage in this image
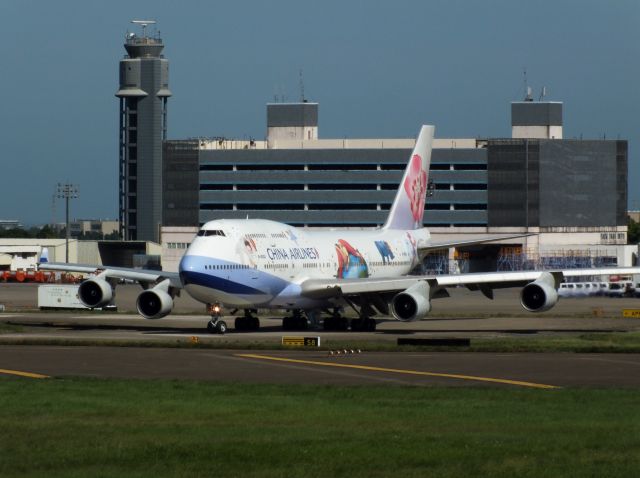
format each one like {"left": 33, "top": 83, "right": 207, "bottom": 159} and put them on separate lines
{"left": 179, "top": 219, "right": 430, "bottom": 309}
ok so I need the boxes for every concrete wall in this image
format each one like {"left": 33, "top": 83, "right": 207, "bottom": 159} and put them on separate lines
{"left": 160, "top": 226, "right": 197, "bottom": 272}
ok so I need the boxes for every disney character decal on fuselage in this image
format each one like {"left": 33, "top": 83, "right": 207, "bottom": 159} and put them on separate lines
{"left": 237, "top": 235, "right": 258, "bottom": 268}
{"left": 374, "top": 240, "right": 395, "bottom": 264}
{"left": 404, "top": 232, "right": 418, "bottom": 265}
{"left": 335, "top": 239, "right": 369, "bottom": 278}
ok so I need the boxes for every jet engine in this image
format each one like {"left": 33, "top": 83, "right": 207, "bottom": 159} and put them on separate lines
{"left": 136, "top": 287, "right": 174, "bottom": 319}
{"left": 78, "top": 278, "right": 113, "bottom": 308}
{"left": 390, "top": 281, "right": 431, "bottom": 322}
{"left": 520, "top": 272, "right": 559, "bottom": 312}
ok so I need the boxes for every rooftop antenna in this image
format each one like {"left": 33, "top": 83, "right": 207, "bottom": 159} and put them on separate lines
{"left": 539, "top": 86, "right": 547, "bottom": 101}
{"left": 299, "top": 69, "right": 305, "bottom": 102}
{"left": 131, "top": 19, "right": 156, "bottom": 38}
{"left": 523, "top": 68, "right": 533, "bottom": 101}
{"left": 51, "top": 192, "right": 56, "bottom": 225}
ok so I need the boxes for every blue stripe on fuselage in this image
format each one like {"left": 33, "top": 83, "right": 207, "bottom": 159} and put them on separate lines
{"left": 179, "top": 254, "right": 290, "bottom": 296}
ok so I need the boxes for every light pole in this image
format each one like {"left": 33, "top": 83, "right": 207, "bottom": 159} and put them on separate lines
{"left": 56, "top": 183, "right": 78, "bottom": 263}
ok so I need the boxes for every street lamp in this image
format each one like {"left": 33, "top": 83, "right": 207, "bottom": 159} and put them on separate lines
{"left": 56, "top": 183, "right": 78, "bottom": 263}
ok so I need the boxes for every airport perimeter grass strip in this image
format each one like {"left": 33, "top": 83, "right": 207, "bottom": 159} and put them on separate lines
{"left": 0, "top": 322, "right": 22, "bottom": 333}
{"left": 0, "top": 379, "right": 639, "bottom": 478}
{"left": 2, "top": 331, "right": 640, "bottom": 353}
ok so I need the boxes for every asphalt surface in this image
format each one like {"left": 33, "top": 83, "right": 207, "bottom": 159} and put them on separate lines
{"left": 2, "top": 283, "right": 640, "bottom": 388}
{"left": 1, "top": 345, "right": 639, "bottom": 388}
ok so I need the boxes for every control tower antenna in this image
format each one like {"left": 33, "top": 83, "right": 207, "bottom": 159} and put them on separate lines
{"left": 131, "top": 19, "right": 156, "bottom": 37}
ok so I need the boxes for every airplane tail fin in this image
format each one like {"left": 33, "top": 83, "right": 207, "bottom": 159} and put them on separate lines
{"left": 40, "top": 247, "right": 49, "bottom": 264}
{"left": 383, "top": 125, "right": 434, "bottom": 230}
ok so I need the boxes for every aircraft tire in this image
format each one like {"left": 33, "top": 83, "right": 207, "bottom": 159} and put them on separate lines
{"left": 296, "top": 316, "right": 309, "bottom": 331}
{"left": 207, "top": 321, "right": 217, "bottom": 334}
{"left": 283, "top": 316, "right": 308, "bottom": 331}
{"left": 249, "top": 317, "right": 260, "bottom": 331}
{"left": 235, "top": 317, "right": 246, "bottom": 331}
{"left": 323, "top": 317, "right": 335, "bottom": 331}
{"left": 216, "top": 321, "right": 227, "bottom": 335}
{"left": 365, "top": 318, "right": 377, "bottom": 332}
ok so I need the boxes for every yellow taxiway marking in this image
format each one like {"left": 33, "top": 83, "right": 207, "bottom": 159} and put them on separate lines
{"left": 0, "top": 368, "right": 49, "bottom": 379}
{"left": 237, "top": 354, "right": 559, "bottom": 389}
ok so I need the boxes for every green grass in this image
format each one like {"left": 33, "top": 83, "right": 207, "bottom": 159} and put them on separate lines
{"left": 467, "top": 331, "right": 640, "bottom": 353}
{"left": 0, "top": 322, "right": 22, "bottom": 333}
{"left": 0, "top": 379, "right": 639, "bottom": 477}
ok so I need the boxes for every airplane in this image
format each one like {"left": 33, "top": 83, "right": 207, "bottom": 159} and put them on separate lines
{"left": 40, "top": 125, "right": 640, "bottom": 334}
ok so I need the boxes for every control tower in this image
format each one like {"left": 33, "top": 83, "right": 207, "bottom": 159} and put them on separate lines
{"left": 116, "top": 20, "right": 171, "bottom": 241}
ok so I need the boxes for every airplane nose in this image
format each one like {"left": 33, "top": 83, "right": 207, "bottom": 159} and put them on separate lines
{"left": 179, "top": 254, "right": 200, "bottom": 286}
{"left": 180, "top": 252, "right": 204, "bottom": 270}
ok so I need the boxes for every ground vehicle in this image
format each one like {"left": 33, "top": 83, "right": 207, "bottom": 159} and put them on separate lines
{"left": 607, "top": 281, "right": 634, "bottom": 298}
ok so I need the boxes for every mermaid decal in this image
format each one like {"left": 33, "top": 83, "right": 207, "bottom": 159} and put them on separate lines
{"left": 335, "top": 239, "right": 369, "bottom": 278}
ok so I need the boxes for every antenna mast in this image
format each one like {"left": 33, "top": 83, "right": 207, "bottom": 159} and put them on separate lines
{"left": 131, "top": 19, "right": 156, "bottom": 37}
{"left": 299, "top": 69, "right": 305, "bottom": 102}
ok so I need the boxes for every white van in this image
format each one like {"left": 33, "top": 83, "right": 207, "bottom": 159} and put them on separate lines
{"left": 607, "top": 281, "right": 634, "bottom": 298}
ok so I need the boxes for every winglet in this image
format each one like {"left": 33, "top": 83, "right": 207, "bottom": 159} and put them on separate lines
{"left": 383, "top": 125, "right": 434, "bottom": 230}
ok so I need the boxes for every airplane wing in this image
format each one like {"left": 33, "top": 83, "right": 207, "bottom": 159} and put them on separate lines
{"left": 301, "top": 267, "right": 640, "bottom": 300}
{"left": 39, "top": 262, "right": 183, "bottom": 319}
{"left": 420, "top": 233, "right": 534, "bottom": 253}
{"left": 39, "top": 262, "right": 182, "bottom": 288}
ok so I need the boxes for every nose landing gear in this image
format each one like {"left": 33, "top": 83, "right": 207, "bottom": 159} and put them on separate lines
{"left": 206, "top": 303, "right": 227, "bottom": 334}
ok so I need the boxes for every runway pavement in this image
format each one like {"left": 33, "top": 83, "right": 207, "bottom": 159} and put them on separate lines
{"left": 1, "top": 345, "right": 639, "bottom": 388}
{"left": 2, "top": 283, "right": 640, "bottom": 388}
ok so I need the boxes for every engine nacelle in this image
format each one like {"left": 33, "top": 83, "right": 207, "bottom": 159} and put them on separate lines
{"left": 520, "top": 273, "right": 559, "bottom": 312}
{"left": 390, "top": 281, "right": 432, "bottom": 322}
{"left": 78, "top": 278, "right": 114, "bottom": 308}
{"left": 136, "top": 288, "right": 174, "bottom": 319}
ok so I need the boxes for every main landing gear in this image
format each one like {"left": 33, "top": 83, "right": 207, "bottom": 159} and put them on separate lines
{"left": 235, "top": 309, "right": 260, "bottom": 332}
{"left": 349, "top": 317, "right": 377, "bottom": 332}
{"left": 308, "top": 308, "right": 377, "bottom": 332}
{"left": 324, "top": 315, "right": 376, "bottom": 332}
{"left": 282, "top": 309, "right": 311, "bottom": 331}
{"left": 206, "top": 303, "right": 227, "bottom": 335}
{"left": 323, "top": 308, "right": 349, "bottom": 331}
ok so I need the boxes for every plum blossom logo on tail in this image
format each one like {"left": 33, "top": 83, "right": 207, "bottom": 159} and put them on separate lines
{"left": 403, "top": 154, "right": 427, "bottom": 227}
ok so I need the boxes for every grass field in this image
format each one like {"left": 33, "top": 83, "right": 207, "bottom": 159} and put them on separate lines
{"left": 1, "top": 379, "right": 638, "bottom": 477}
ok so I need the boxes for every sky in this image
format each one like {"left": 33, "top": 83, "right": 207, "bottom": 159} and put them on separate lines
{"left": 1, "top": 0, "right": 639, "bottom": 225}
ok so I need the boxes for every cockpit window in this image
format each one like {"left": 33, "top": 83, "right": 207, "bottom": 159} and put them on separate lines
{"left": 197, "top": 229, "right": 226, "bottom": 237}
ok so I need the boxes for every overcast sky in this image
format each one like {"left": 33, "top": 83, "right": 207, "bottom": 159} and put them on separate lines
{"left": 1, "top": 0, "right": 639, "bottom": 225}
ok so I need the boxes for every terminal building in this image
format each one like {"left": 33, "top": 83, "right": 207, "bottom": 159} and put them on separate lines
{"left": 160, "top": 99, "right": 633, "bottom": 272}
